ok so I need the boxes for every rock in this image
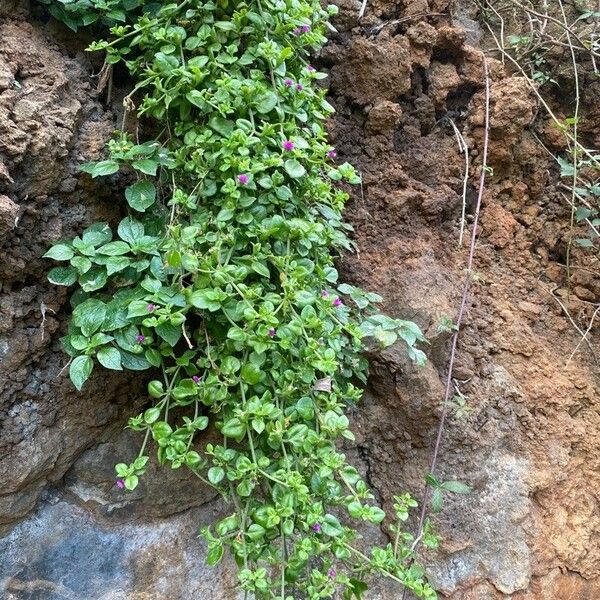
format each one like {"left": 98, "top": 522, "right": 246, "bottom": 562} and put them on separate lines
{"left": 428, "top": 62, "right": 462, "bottom": 111}
{"left": 0, "top": 194, "right": 18, "bottom": 236}
{"left": 365, "top": 101, "right": 403, "bottom": 135}
{"left": 1, "top": 3, "right": 600, "bottom": 600}
{"left": 64, "top": 428, "right": 220, "bottom": 522}
{"left": 327, "top": 33, "right": 412, "bottom": 105}
{"left": 0, "top": 14, "right": 136, "bottom": 534}
{"left": 0, "top": 496, "right": 241, "bottom": 600}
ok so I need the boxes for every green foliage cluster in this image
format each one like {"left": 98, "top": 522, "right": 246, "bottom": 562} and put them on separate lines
{"left": 37, "top": 0, "right": 146, "bottom": 31}
{"left": 42, "top": 0, "right": 436, "bottom": 597}
{"left": 558, "top": 148, "right": 600, "bottom": 251}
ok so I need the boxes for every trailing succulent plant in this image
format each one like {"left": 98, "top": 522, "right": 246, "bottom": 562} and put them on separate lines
{"left": 42, "top": 1, "right": 437, "bottom": 597}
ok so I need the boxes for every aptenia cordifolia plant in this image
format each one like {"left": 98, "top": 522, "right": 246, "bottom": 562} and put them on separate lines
{"left": 41, "top": 1, "right": 437, "bottom": 598}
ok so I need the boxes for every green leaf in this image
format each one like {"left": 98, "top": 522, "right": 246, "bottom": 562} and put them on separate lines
{"left": 156, "top": 322, "right": 182, "bottom": 346}
{"left": 48, "top": 266, "right": 78, "bottom": 286}
{"left": 576, "top": 238, "right": 594, "bottom": 248}
{"left": 208, "top": 466, "right": 225, "bottom": 485}
{"left": 222, "top": 417, "right": 245, "bottom": 439}
{"left": 252, "top": 418, "right": 265, "bottom": 434}
{"left": 442, "top": 480, "right": 472, "bottom": 494}
{"left": 208, "top": 116, "right": 234, "bottom": 137}
{"left": 251, "top": 261, "right": 270, "bottom": 278}
{"left": 369, "top": 506, "right": 385, "bottom": 523}
{"left": 144, "top": 406, "right": 161, "bottom": 424}
{"left": 284, "top": 159, "right": 306, "bottom": 178}
{"left": 71, "top": 256, "right": 92, "bottom": 274}
{"left": 80, "top": 160, "right": 119, "bottom": 177}
{"left": 127, "top": 300, "right": 153, "bottom": 318}
{"left": 97, "top": 346, "right": 123, "bottom": 370}
{"left": 345, "top": 579, "right": 369, "bottom": 600}
{"left": 97, "top": 241, "right": 131, "bottom": 256}
{"left": 348, "top": 501, "right": 362, "bottom": 518}
{"left": 120, "top": 351, "right": 152, "bottom": 370}
{"left": 254, "top": 91, "right": 278, "bottom": 114}
{"left": 82, "top": 223, "right": 111, "bottom": 246}
{"left": 118, "top": 217, "right": 144, "bottom": 245}
{"left": 321, "top": 514, "right": 344, "bottom": 537}
{"left": 44, "top": 244, "right": 74, "bottom": 261}
{"left": 125, "top": 180, "right": 157, "bottom": 212}
{"left": 79, "top": 267, "right": 108, "bottom": 292}
{"left": 227, "top": 327, "right": 247, "bottom": 342}
{"left": 69, "top": 355, "right": 93, "bottom": 391}
{"left": 431, "top": 488, "right": 443, "bottom": 513}
{"left": 73, "top": 299, "right": 107, "bottom": 337}
{"left": 241, "top": 362, "right": 262, "bottom": 385}
{"left": 132, "top": 159, "right": 158, "bottom": 176}
{"left": 206, "top": 542, "right": 224, "bottom": 566}
{"left": 237, "top": 478, "right": 255, "bottom": 497}
{"left": 145, "top": 348, "right": 162, "bottom": 367}
{"left": 124, "top": 474, "right": 139, "bottom": 491}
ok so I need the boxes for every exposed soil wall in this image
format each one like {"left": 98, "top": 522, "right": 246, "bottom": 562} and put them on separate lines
{"left": 1, "top": 1, "right": 599, "bottom": 599}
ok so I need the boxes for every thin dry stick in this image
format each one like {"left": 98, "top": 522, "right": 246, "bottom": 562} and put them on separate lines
{"left": 566, "top": 305, "right": 600, "bottom": 367}
{"left": 401, "top": 56, "right": 491, "bottom": 599}
{"left": 558, "top": 0, "right": 580, "bottom": 296}
{"left": 549, "top": 286, "right": 597, "bottom": 362}
{"left": 367, "top": 13, "right": 447, "bottom": 35}
{"left": 504, "top": 0, "right": 600, "bottom": 59}
{"left": 358, "top": 0, "right": 368, "bottom": 19}
{"left": 482, "top": 19, "right": 600, "bottom": 168}
{"left": 446, "top": 118, "right": 470, "bottom": 246}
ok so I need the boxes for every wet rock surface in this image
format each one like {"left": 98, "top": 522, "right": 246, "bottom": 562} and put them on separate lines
{"left": 1, "top": 1, "right": 600, "bottom": 599}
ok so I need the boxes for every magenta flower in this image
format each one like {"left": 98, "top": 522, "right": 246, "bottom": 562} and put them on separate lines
{"left": 328, "top": 568, "right": 336, "bottom": 578}
{"left": 327, "top": 149, "right": 337, "bottom": 159}
{"left": 268, "top": 328, "right": 276, "bottom": 338}
{"left": 293, "top": 27, "right": 301, "bottom": 36}
{"left": 192, "top": 375, "right": 201, "bottom": 384}
{"left": 311, "top": 523, "right": 321, "bottom": 533}
{"left": 333, "top": 297, "right": 343, "bottom": 307}
{"left": 146, "top": 303, "right": 155, "bottom": 312}
{"left": 136, "top": 334, "right": 145, "bottom": 343}
{"left": 238, "top": 174, "right": 249, "bottom": 185}
{"left": 284, "top": 78, "right": 294, "bottom": 87}
{"left": 296, "top": 83, "right": 303, "bottom": 91}
{"left": 307, "top": 65, "right": 315, "bottom": 72}
{"left": 283, "top": 140, "right": 294, "bottom": 151}
{"left": 115, "top": 479, "right": 125, "bottom": 489}
{"left": 321, "top": 290, "right": 330, "bottom": 298}
{"left": 301, "top": 25, "right": 310, "bottom": 33}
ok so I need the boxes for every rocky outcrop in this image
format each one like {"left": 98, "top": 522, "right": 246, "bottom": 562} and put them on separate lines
{"left": 1, "top": 1, "right": 599, "bottom": 599}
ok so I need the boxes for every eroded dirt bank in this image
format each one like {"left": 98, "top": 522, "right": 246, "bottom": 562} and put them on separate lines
{"left": 1, "top": 0, "right": 599, "bottom": 598}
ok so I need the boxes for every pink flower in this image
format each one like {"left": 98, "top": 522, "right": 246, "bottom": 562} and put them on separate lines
{"left": 292, "top": 27, "right": 301, "bottom": 36}
{"left": 283, "top": 140, "right": 294, "bottom": 151}
{"left": 307, "top": 65, "right": 315, "bottom": 72}
{"left": 115, "top": 479, "right": 125, "bottom": 489}
{"left": 284, "top": 79, "right": 294, "bottom": 87}
{"left": 321, "top": 290, "right": 330, "bottom": 298}
{"left": 328, "top": 568, "right": 336, "bottom": 578}
{"left": 333, "top": 297, "right": 343, "bottom": 307}
{"left": 327, "top": 150, "right": 337, "bottom": 159}
{"left": 301, "top": 25, "right": 310, "bottom": 33}
{"left": 136, "top": 334, "right": 145, "bottom": 343}
{"left": 238, "top": 174, "right": 249, "bottom": 185}
{"left": 146, "top": 303, "right": 155, "bottom": 312}
{"left": 312, "top": 523, "right": 321, "bottom": 533}
{"left": 192, "top": 375, "right": 201, "bottom": 384}
{"left": 296, "top": 83, "right": 303, "bottom": 91}
{"left": 268, "top": 328, "right": 276, "bottom": 337}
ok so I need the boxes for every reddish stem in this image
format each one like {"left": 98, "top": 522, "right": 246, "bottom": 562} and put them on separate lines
{"left": 401, "top": 55, "right": 491, "bottom": 596}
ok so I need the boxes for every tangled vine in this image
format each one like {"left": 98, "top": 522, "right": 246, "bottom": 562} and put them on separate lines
{"left": 42, "top": 1, "right": 437, "bottom": 598}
